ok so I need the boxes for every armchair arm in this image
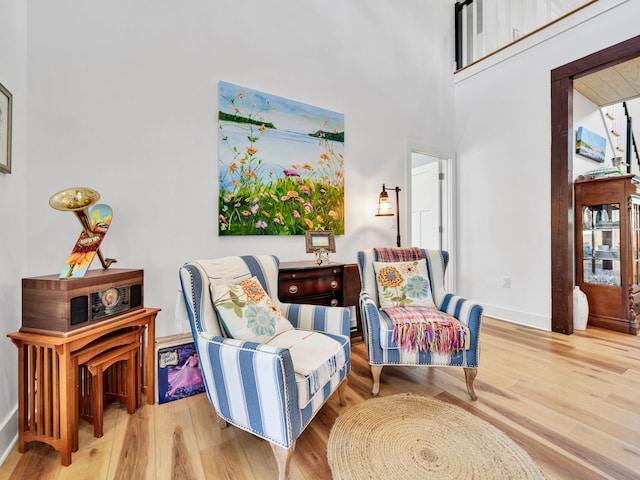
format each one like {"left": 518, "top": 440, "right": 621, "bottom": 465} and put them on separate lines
{"left": 279, "top": 302, "right": 350, "bottom": 337}
{"left": 193, "top": 332, "right": 301, "bottom": 449}
{"left": 439, "top": 293, "right": 484, "bottom": 353}
{"left": 440, "top": 294, "right": 483, "bottom": 333}
{"left": 359, "top": 291, "right": 383, "bottom": 359}
{"left": 359, "top": 291, "right": 382, "bottom": 326}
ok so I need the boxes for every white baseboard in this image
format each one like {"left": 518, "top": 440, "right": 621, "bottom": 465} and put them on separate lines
{"left": 0, "top": 406, "right": 18, "bottom": 467}
{"left": 482, "top": 303, "right": 551, "bottom": 331}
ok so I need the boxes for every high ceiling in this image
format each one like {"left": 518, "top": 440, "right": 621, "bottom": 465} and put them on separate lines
{"left": 573, "top": 57, "right": 640, "bottom": 163}
{"left": 573, "top": 57, "right": 640, "bottom": 106}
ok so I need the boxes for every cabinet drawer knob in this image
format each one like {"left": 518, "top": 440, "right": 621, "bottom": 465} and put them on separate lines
{"left": 288, "top": 285, "right": 298, "bottom": 295}
{"left": 330, "top": 299, "right": 339, "bottom": 307}
{"left": 330, "top": 280, "right": 338, "bottom": 289}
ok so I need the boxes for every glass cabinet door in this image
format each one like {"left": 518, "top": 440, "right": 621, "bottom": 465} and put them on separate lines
{"left": 582, "top": 203, "right": 620, "bottom": 286}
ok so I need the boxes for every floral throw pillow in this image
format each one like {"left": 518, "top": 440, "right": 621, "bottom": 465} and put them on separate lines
{"left": 211, "top": 276, "right": 293, "bottom": 342}
{"left": 373, "top": 259, "right": 435, "bottom": 309}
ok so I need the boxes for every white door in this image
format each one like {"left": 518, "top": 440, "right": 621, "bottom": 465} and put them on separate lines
{"left": 407, "top": 147, "right": 455, "bottom": 290}
{"left": 411, "top": 157, "right": 441, "bottom": 249}
{"left": 411, "top": 153, "right": 441, "bottom": 249}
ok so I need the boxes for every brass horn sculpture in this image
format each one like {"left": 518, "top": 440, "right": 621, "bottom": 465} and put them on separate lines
{"left": 49, "top": 187, "right": 117, "bottom": 269}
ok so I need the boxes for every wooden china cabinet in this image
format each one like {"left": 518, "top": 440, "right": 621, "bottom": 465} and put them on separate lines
{"left": 574, "top": 174, "right": 640, "bottom": 335}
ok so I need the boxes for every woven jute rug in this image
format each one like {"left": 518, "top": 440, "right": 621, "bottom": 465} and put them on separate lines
{"left": 327, "top": 393, "right": 546, "bottom": 480}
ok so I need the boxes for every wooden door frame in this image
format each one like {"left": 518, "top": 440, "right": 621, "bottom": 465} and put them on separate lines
{"left": 551, "top": 34, "right": 640, "bottom": 334}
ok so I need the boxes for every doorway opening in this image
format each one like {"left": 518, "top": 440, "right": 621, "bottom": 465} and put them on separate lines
{"left": 550, "top": 34, "right": 640, "bottom": 334}
{"left": 407, "top": 144, "right": 455, "bottom": 290}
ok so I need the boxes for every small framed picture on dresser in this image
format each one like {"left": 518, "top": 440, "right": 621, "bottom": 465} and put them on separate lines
{"left": 305, "top": 230, "right": 336, "bottom": 253}
{"left": 0, "top": 81, "right": 12, "bottom": 174}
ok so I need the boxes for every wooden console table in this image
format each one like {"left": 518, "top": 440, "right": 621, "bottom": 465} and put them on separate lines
{"left": 7, "top": 307, "right": 160, "bottom": 466}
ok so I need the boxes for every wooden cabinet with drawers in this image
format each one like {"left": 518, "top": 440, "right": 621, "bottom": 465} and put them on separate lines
{"left": 279, "top": 261, "right": 344, "bottom": 306}
{"left": 278, "top": 261, "right": 362, "bottom": 337}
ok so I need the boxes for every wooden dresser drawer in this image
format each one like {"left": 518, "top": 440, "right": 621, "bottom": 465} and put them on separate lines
{"left": 278, "top": 261, "right": 362, "bottom": 337}
{"left": 278, "top": 262, "right": 343, "bottom": 306}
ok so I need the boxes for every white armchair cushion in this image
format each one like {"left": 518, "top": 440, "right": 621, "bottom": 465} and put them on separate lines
{"left": 373, "top": 259, "right": 435, "bottom": 309}
{"left": 211, "top": 276, "right": 293, "bottom": 342}
{"left": 267, "top": 329, "right": 348, "bottom": 409}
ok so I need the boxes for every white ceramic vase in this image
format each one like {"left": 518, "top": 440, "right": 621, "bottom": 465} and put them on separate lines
{"left": 573, "top": 286, "right": 589, "bottom": 330}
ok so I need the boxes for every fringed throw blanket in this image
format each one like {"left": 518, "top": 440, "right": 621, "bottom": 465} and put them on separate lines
{"left": 374, "top": 247, "right": 423, "bottom": 262}
{"left": 384, "top": 306, "right": 469, "bottom": 353}
{"left": 268, "top": 330, "right": 346, "bottom": 402}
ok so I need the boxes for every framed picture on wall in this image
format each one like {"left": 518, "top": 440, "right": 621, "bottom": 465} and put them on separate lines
{"left": 576, "top": 126, "right": 606, "bottom": 163}
{"left": 0, "top": 81, "right": 12, "bottom": 174}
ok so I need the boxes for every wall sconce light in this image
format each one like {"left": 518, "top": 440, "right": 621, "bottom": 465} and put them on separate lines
{"left": 375, "top": 183, "right": 401, "bottom": 247}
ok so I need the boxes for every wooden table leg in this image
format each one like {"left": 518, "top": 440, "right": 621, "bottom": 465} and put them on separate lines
{"left": 16, "top": 343, "right": 27, "bottom": 454}
{"left": 91, "top": 364, "right": 105, "bottom": 438}
{"left": 58, "top": 347, "right": 73, "bottom": 466}
{"left": 145, "top": 314, "right": 156, "bottom": 405}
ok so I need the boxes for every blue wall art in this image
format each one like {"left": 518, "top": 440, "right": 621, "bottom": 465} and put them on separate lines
{"left": 576, "top": 126, "right": 606, "bottom": 163}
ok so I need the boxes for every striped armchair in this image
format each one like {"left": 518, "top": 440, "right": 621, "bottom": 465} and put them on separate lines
{"left": 178, "top": 255, "right": 350, "bottom": 480}
{"left": 357, "top": 248, "right": 483, "bottom": 400}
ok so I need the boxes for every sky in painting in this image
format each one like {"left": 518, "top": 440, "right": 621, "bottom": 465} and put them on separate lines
{"left": 218, "top": 80, "right": 344, "bottom": 134}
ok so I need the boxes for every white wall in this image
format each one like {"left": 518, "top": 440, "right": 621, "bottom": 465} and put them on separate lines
{"left": 23, "top": 0, "right": 455, "bottom": 337}
{"left": 0, "top": 0, "right": 27, "bottom": 462}
{"left": 0, "top": 0, "right": 457, "bottom": 458}
{"left": 454, "top": 0, "right": 640, "bottom": 329}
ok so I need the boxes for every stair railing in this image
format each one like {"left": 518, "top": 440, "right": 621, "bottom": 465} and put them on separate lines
{"left": 455, "top": 1, "right": 596, "bottom": 71}
{"left": 622, "top": 102, "right": 640, "bottom": 174}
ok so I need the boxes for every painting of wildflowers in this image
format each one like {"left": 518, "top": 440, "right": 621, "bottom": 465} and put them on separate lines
{"left": 218, "top": 81, "right": 344, "bottom": 235}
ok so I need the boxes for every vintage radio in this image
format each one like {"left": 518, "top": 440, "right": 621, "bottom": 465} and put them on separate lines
{"left": 21, "top": 268, "right": 144, "bottom": 336}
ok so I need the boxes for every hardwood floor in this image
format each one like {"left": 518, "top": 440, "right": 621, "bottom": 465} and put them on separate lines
{"left": 1, "top": 317, "right": 639, "bottom": 479}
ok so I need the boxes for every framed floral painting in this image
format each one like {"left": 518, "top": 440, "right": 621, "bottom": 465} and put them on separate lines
{"left": 218, "top": 81, "right": 344, "bottom": 235}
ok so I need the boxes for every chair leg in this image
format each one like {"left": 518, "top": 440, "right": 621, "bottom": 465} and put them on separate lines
{"left": 337, "top": 378, "right": 348, "bottom": 406}
{"left": 371, "top": 365, "right": 383, "bottom": 396}
{"left": 464, "top": 367, "right": 478, "bottom": 401}
{"left": 216, "top": 413, "right": 229, "bottom": 429}
{"left": 270, "top": 441, "right": 295, "bottom": 480}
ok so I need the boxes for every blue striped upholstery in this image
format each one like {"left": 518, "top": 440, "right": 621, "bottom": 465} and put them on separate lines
{"left": 179, "top": 255, "right": 350, "bottom": 450}
{"left": 357, "top": 248, "right": 483, "bottom": 396}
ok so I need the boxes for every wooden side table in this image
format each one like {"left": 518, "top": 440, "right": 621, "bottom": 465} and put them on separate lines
{"left": 7, "top": 307, "right": 160, "bottom": 466}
